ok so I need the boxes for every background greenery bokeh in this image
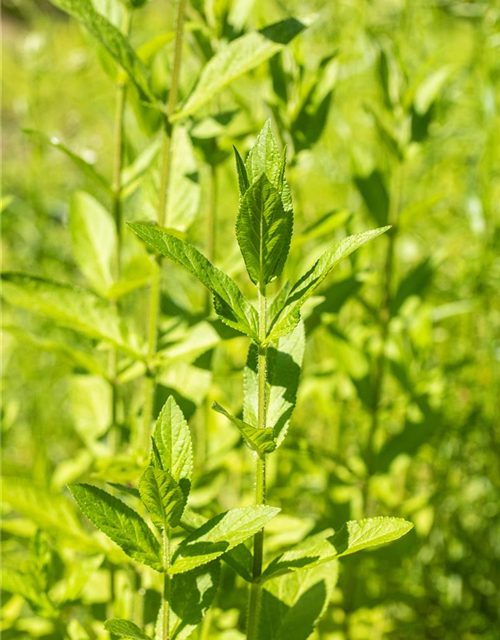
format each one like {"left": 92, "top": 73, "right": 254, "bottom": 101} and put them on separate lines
{"left": 2, "top": 0, "right": 499, "bottom": 639}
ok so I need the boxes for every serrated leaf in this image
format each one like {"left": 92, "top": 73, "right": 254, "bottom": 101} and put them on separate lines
{"left": 168, "top": 561, "right": 220, "bottom": 640}
{"left": 244, "top": 120, "right": 281, "bottom": 187}
{"left": 23, "top": 129, "right": 110, "bottom": 191}
{"left": 152, "top": 397, "right": 193, "bottom": 500}
{"left": 47, "top": 0, "right": 155, "bottom": 102}
{"left": 180, "top": 508, "right": 254, "bottom": 582}
{"left": 70, "top": 191, "right": 117, "bottom": 295}
{"left": 267, "top": 227, "right": 390, "bottom": 342}
{"left": 68, "top": 483, "right": 163, "bottom": 571}
{"left": 172, "top": 18, "right": 306, "bottom": 121}
{"left": 139, "top": 466, "right": 186, "bottom": 529}
{"left": 128, "top": 223, "right": 259, "bottom": 339}
{"left": 244, "top": 321, "right": 304, "bottom": 445}
{"left": 261, "top": 517, "right": 413, "bottom": 581}
{"left": 212, "top": 401, "right": 276, "bottom": 457}
{"left": 234, "top": 146, "right": 250, "bottom": 197}
{"left": 236, "top": 174, "right": 292, "bottom": 286}
{"left": 258, "top": 561, "right": 338, "bottom": 640}
{"left": 0, "top": 273, "right": 144, "bottom": 359}
{"left": 104, "top": 619, "right": 152, "bottom": 640}
{"left": 169, "top": 505, "right": 280, "bottom": 574}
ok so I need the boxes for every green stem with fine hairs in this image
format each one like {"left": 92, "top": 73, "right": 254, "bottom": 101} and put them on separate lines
{"left": 246, "top": 286, "right": 268, "bottom": 640}
{"left": 161, "top": 527, "right": 171, "bottom": 640}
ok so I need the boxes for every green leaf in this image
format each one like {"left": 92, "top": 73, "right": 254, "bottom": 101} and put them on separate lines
{"left": 172, "top": 18, "right": 306, "bottom": 121}
{"left": 70, "top": 191, "right": 117, "bottom": 295}
{"left": 152, "top": 397, "right": 193, "bottom": 500}
{"left": 23, "top": 129, "right": 110, "bottom": 191}
{"left": 267, "top": 227, "right": 390, "bottom": 342}
{"left": 354, "top": 170, "right": 390, "bottom": 227}
{"left": 413, "top": 66, "right": 452, "bottom": 115}
{"left": 1, "top": 324, "right": 108, "bottom": 377}
{"left": 68, "top": 483, "right": 163, "bottom": 571}
{"left": 104, "top": 619, "right": 152, "bottom": 640}
{"left": 1, "top": 567, "right": 57, "bottom": 618}
{"left": 47, "top": 0, "right": 155, "bottom": 103}
{"left": 0, "top": 273, "right": 144, "bottom": 359}
{"left": 261, "top": 517, "right": 413, "bottom": 581}
{"left": 234, "top": 146, "right": 250, "bottom": 197}
{"left": 127, "top": 223, "right": 259, "bottom": 339}
{"left": 168, "top": 561, "right": 220, "bottom": 640}
{"left": 258, "top": 561, "right": 338, "bottom": 640}
{"left": 180, "top": 508, "right": 254, "bottom": 582}
{"left": 1, "top": 477, "right": 100, "bottom": 552}
{"left": 169, "top": 505, "right": 280, "bottom": 574}
{"left": 139, "top": 466, "right": 186, "bottom": 529}
{"left": 245, "top": 120, "right": 281, "bottom": 186}
{"left": 212, "top": 401, "right": 276, "bottom": 457}
{"left": 244, "top": 320, "right": 305, "bottom": 445}
{"left": 236, "top": 174, "right": 292, "bottom": 286}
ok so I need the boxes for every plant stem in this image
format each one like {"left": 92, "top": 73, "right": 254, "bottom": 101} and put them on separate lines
{"left": 138, "top": 0, "right": 187, "bottom": 453}
{"left": 364, "top": 160, "right": 404, "bottom": 509}
{"left": 205, "top": 160, "right": 218, "bottom": 312}
{"left": 246, "top": 286, "right": 267, "bottom": 640}
{"left": 108, "top": 10, "right": 133, "bottom": 455}
{"left": 161, "top": 527, "right": 171, "bottom": 640}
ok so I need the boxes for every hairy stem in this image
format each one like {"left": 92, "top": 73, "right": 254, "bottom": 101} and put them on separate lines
{"left": 139, "top": 0, "right": 187, "bottom": 453}
{"left": 364, "top": 160, "right": 404, "bottom": 509}
{"left": 161, "top": 527, "right": 171, "bottom": 640}
{"left": 246, "top": 286, "right": 267, "bottom": 640}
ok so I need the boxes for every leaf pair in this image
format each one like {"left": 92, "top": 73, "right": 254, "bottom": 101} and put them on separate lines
{"left": 69, "top": 397, "right": 280, "bottom": 575}
{"left": 129, "top": 122, "right": 390, "bottom": 346}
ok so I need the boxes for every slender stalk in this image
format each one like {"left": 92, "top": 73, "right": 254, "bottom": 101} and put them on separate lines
{"left": 246, "top": 286, "right": 267, "bottom": 640}
{"left": 364, "top": 160, "right": 404, "bottom": 509}
{"left": 161, "top": 527, "right": 171, "bottom": 640}
{"left": 205, "top": 161, "right": 218, "bottom": 311}
{"left": 108, "top": 10, "right": 133, "bottom": 455}
{"left": 138, "top": 0, "right": 187, "bottom": 453}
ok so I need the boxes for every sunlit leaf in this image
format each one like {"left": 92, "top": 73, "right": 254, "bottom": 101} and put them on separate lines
{"left": 170, "top": 505, "right": 280, "bottom": 574}
{"left": 172, "top": 18, "right": 306, "bottom": 121}
{"left": 69, "top": 483, "right": 163, "bottom": 571}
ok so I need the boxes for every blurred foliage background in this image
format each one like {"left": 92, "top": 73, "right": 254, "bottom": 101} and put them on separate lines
{"left": 1, "top": 0, "right": 499, "bottom": 639}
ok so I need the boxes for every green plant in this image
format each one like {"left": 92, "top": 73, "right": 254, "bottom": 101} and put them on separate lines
{"left": 9, "top": 1, "right": 490, "bottom": 638}
{"left": 121, "top": 121, "right": 413, "bottom": 639}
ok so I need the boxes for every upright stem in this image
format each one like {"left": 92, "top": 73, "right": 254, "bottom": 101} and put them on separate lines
{"left": 364, "top": 160, "right": 404, "bottom": 508}
{"left": 205, "top": 161, "right": 218, "bottom": 312}
{"left": 138, "top": 0, "right": 187, "bottom": 453}
{"left": 247, "top": 286, "right": 267, "bottom": 640}
{"left": 161, "top": 527, "right": 171, "bottom": 640}
{"left": 109, "top": 10, "right": 132, "bottom": 455}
